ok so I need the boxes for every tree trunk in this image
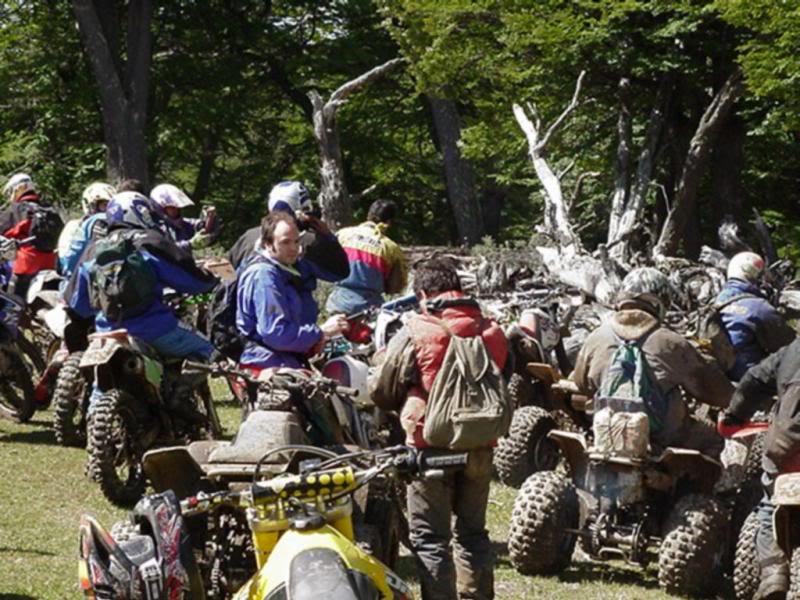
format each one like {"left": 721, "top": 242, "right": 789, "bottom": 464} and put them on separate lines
{"left": 72, "top": 0, "right": 152, "bottom": 186}
{"left": 308, "top": 58, "right": 404, "bottom": 231}
{"left": 192, "top": 132, "right": 220, "bottom": 202}
{"left": 607, "top": 77, "right": 632, "bottom": 245}
{"left": 711, "top": 114, "right": 746, "bottom": 220}
{"left": 654, "top": 69, "right": 744, "bottom": 258}
{"left": 429, "top": 97, "right": 484, "bottom": 245}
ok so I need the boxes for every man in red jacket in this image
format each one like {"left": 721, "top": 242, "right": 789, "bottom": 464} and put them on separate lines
{"left": 0, "top": 173, "right": 58, "bottom": 300}
{"left": 370, "top": 257, "right": 510, "bottom": 600}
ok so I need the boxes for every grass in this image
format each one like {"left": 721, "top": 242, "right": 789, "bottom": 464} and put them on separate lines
{"left": 0, "top": 382, "right": 695, "bottom": 599}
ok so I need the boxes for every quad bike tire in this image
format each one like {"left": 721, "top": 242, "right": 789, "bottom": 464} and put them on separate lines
{"left": 733, "top": 433, "right": 766, "bottom": 531}
{"left": 789, "top": 547, "right": 800, "bottom": 598}
{"left": 658, "top": 493, "right": 729, "bottom": 597}
{"left": 494, "top": 405, "right": 559, "bottom": 488}
{"left": 0, "top": 344, "right": 36, "bottom": 423}
{"left": 88, "top": 390, "right": 146, "bottom": 507}
{"left": 53, "top": 352, "right": 90, "bottom": 447}
{"left": 508, "top": 373, "right": 535, "bottom": 409}
{"left": 733, "top": 509, "right": 760, "bottom": 600}
{"left": 508, "top": 471, "right": 578, "bottom": 575}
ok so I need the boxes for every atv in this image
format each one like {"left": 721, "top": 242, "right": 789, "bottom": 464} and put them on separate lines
{"left": 508, "top": 395, "right": 730, "bottom": 598}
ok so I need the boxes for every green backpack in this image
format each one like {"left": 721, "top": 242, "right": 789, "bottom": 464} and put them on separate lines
{"left": 89, "top": 232, "right": 158, "bottom": 323}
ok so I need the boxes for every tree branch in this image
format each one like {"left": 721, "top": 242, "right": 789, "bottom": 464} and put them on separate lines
{"left": 329, "top": 57, "right": 405, "bottom": 105}
{"left": 536, "top": 70, "right": 586, "bottom": 152}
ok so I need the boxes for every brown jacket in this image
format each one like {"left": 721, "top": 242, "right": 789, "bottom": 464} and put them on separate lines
{"left": 571, "top": 307, "right": 733, "bottom": 442}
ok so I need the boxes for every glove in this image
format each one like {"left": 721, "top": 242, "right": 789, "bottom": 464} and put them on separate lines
{"left": 717, "top": 411, "right": 745, "bottom": 438}
{"left": 0, "top": 236, "right": 15, "bottom": 261}
{"left": 190, "top": 232, "right": 212, "bottom": 250}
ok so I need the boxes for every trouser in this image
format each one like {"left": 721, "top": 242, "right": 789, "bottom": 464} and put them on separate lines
{"left": 9, "top": 273, "right": 32, "bottom": 303}
{"left": 756, "top": 475, "right": 789, "bottom": 592}
{"left": 407, "top": 448, "right": 494, "bottom": 600}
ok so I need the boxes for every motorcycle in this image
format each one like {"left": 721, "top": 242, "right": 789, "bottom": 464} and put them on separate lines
{"left": 81, "top": 329, "right": 223, "bottom": 506}
{"left": 508, "top": 391, "right": 730, "bottom": 598}
{"left": 79, "top": 445, "right": 466, "bottom": 600}
{"left": 0, "top": 289, "right": 41, "bottom": 422}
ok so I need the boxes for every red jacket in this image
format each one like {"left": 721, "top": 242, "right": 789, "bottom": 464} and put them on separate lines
{"left": 2, "top": 192, "right": 56, "bottom": 275}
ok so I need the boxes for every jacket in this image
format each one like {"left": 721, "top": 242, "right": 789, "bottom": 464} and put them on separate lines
{"left": 728, "top": 338, "right": 800, "bottom": 476}
{"left": 715, "top": 279, "right": 795, "bottom": 380}
{"left": 65, "top": 226, "right": 218, "bottom": 342}
{"left": 369, "top": 291, "right": 509, "bottom": 448}
{"left": 326, "top": 221, "right": 408, "bottom": 315}
{"left": 59, "top": 213, "right": 107, "bottom": 277}
{"left": 0, "top": 192, "right": 57, "bottom": 275}
{"left": 570, "top": 306, "right": 733, "bottom": 444}
{"left": 236, "top": 253, "right": 334, "bottom": 369}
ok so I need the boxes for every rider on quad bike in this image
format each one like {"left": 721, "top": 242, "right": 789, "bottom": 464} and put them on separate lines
{"left": 571, "top": 267, "right": 733, "bottom": 457}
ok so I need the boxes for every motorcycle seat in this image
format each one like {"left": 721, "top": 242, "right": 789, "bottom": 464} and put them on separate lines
{"left": 207, "top": 410, "right": 309, "bottom": 465}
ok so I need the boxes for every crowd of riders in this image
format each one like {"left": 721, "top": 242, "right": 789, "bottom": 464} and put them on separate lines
{"left": 4, "top": 168, "right": 800, "bottom": 599}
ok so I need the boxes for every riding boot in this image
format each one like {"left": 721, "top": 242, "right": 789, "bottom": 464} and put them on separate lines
{"left": 755, "top": 560, "right": 789, "bottom": 600}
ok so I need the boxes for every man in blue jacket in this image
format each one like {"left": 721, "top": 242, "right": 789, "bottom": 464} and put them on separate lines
{"left": 715, "top": 252, "right": 795, "bottom": 381}
{"left": 237, "top": 211, "right": 348, "bottom": 371}
{"left": 65, "top": 191, "right": 218, "bottom": 360}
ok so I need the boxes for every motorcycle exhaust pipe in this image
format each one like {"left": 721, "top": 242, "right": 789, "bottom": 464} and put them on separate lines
{"left": 122, "top": 355, "right": 145, "bottom": 376}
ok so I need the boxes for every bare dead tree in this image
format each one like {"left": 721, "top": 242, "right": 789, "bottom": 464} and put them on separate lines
{"left": 72, "top": 0, "right": 152, "bottom": 185}
{"left": 513, "top": 70, "right": 586, "bottom": 257}
{"left": 308, "top": 58, "right": 404, "bottom": 230}
{"left": 654, "top": 69, "right": 744, "bottom": 258}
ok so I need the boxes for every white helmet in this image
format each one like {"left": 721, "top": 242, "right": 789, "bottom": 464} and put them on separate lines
{"left": 727, "top": 251, "right": 765, "bottom": 284}
{"left": 150, "top": 183, "right": 195, "bottom": 210}
{"left": 81, "top": 182, "right": 116, "bottom": 215}
{"left": 106, "top": 191, "right": 160, "bottom": 230}
{"left": 3, "top": 173, "right": 35, "bottom": 203}
{"left": 268, "top": 181, "right": 311, "bottom": 214}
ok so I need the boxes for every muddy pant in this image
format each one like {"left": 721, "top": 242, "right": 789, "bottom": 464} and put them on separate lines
{"left": 407, "top": 447, "right": 494, "bottom": 600}
{"left": 756, "top": 476, "right": 789, "bottom": 589}
{"left": 657, "top": 414, "right": 724, "bottom": 459}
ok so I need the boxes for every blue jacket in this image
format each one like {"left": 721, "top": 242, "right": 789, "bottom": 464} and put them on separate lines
{"left": 237, "top": 253, "right": 336, "bottom": 369}
{"left": 716, "top": 279, "right": 795, "bottom": 380}
{"left": 66, "top": 228, "right": 217, "bottom": 342}
{"left": 60, "top": 213, "right": 107, "bottom": 277}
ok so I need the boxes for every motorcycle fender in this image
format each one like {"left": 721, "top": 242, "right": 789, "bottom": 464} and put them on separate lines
{"left": 80, "top": 338, "right": 126, "bottom": 369}
{"left": 43, "top": 304, "right": 68, "bottom": 339}
{"left": 653, "top": 448, "right": 722, "bottom": 493}
{"left": 548, "top": 430, "right": 588, "bottom": 486}
{"left": 243, "top": 526, "right": 399, "bottom": 600}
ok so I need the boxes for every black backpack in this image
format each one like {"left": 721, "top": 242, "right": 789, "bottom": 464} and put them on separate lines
{"left": 695, "top": 293, "right": 758, "bottom": 372}
{"left": 206, "top": 254, "right": 268, "bottom": 361}
{"left": 89, "top": 231, "right": 158, "bottom": 323}
{"left": 24, "top": 203, "right": 63, "bottom": 252}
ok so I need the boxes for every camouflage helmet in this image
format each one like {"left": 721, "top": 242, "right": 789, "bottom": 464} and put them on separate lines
{"left": 618, "top": 267, "right": 671, "bottom": 315}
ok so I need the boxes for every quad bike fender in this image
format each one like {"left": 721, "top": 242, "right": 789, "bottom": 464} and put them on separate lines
{"left": 548, "top": 430, "right": 589, "bottom": 484}
{"left": 773, "top": 473, "right": 800, "bottom": 555}
{"left": 652, "top": 448, "right": 722, "bottom": 493}
{"left": 236, "top": 526, "right": 407, "bottom": 600}
{"left": 142, "top": 445, "right": 210, "bottom": 498}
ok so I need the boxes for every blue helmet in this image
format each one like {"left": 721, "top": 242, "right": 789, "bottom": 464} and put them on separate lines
{"left": 267, "top": 181, "right": 311, "bottom": 215}
{"left": 106, "top": 191, "right": 160, "bottom": 230}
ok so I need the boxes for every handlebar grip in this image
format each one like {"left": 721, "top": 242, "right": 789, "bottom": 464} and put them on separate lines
{"left": 419, "top": 452, "right": 469, "bottom": 471}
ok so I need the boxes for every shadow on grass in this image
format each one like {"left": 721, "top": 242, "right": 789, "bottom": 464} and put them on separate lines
{"left": 0, "top": 545, "right": 56, "bottom": 557}
{"left": 557, "top": 560, "right": 660, "bottom": 590}
{"left": 0, "top": 427, "right": 57, "bottom": 446}
{"left": 0, "top": 594, "right": 40, "bottom": 599}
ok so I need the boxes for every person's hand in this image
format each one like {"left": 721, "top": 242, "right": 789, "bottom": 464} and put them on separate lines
{"left": 190, "top": 232, "right": 212, "bottom": 250}
{"left": 321, "top": 314, "right": 350, "bottom": 338}
{"left": 717, "top": 411, "right": 745, "bottom": 438}
{"left": 297, "top": 212, "right": 331, "bottom": 236}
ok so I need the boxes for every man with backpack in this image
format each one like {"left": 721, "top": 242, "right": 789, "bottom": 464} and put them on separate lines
{"left": 65, "top": 191, "right": 218, "bottom": 360}
{"left": 719, "top": 338, "right": 800, "bottom": 600}
{"left": 325, "top": 199, "right": 408, "bottom": 315}
{"left": 370, "top": 257, "right": 512, "bottom": 600}
{"left": 571, "top": 267, "right": 733, "bottom": 457}
{"left": 58, "top": 182, "right": 116, "bottom": 278}
{"left": 713, "top": 251, "right": 795, "bottom": 381}
{"left": 0, "top": 173, "right": 63, "bottom": 301}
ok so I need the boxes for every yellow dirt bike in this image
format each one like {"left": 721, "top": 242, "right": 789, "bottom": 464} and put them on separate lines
{"left": 80, "top": 444, "right": 467, "bottom": 599}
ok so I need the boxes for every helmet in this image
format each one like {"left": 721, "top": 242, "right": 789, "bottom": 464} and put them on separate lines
{"left": 150, "top": 183, "right": 195, "bottom": 210}
{"left": 106, "top": 191, "right": 160, "bottom": 230}
{"left": 727, "top": 251, "right": 765, "bottom": 284}
{"left": 3, "top": 173, "right": 34, "bottom": 203}
{"left": 78, "top": 491, "right": 200, "bottom": 599}
{"left": 268, "top": 181, "right": 311, "bottom": 214}
{"left": 618, "top": 267, "right": 671, "bottom": 315}
{"left": 81, "top": 182, "right": 116, "bottom": 215}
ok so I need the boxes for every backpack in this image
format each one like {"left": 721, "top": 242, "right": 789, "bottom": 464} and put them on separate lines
{"left": 89, "top": 231, "right": 158, "bottom": 323}
{"left": 413, "top": 317, "right": 512, "bottom": 450}
{"left": 25, "top": 203, "right": 63, "bottom": 252}
{"left": 595, "top": 329, "right": 669, "bottom": 456}
{"left": 206, "top": 254, "right": 267, "bottom": 361}
{"left": 695, "top": 294, "right": 758, "bottom": 372}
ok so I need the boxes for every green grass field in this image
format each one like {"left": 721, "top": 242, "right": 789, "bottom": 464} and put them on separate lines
{"left": 0, "top": 384, "right": 692, "bottom": 599}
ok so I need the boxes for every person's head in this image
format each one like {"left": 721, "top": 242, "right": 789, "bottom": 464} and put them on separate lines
{"left": 261, "top": 211, "right": 300, "bottom": 265}
{"left": 727, "top": 251, "right": 765, "bottom": 284}
{"left": 81, "top": 182, "right": 116, "bottom": 216}
{"left": 150, "top": 183, "right": 194, "bottom": 220}
{"left": 105, "top": 191, "right": 161, "bottom": 231}
{"left": 367, "top": 199, "right": 397, "bottom": 226}
{"left": 267, "top": 181, "right": 312, "bottom": 216}
{"left": 116, "top": 179, "right": 146, "bottom": 194}
{"left": 412, "top": 257, "right": 462, "bottom": 300}
{"left": 617, "top": 267, "right": 671, "bottom": 319}
{"left": 3, "top": 173, "right": 34, "bottom": 203}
